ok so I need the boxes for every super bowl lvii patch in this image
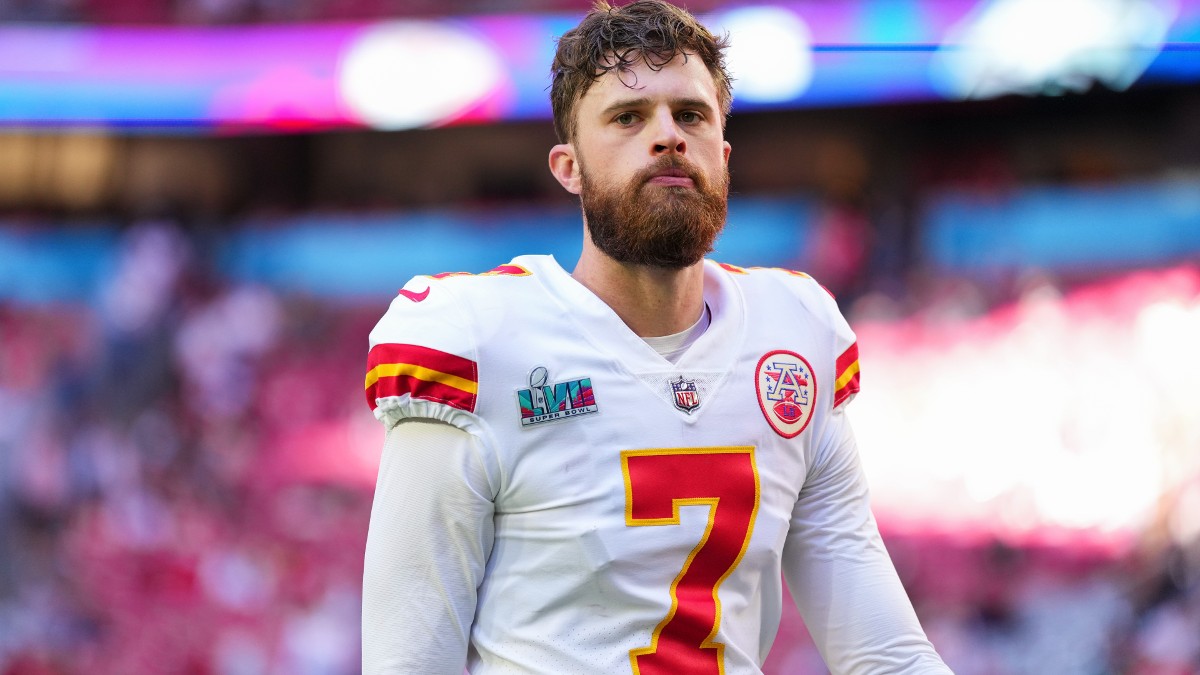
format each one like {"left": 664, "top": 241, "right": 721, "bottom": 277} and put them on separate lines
{"left": 517, "top": 366, "right": 599, "bottom": 427}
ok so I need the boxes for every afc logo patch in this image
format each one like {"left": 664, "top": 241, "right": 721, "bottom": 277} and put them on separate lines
{"left": 755, "top": 350, "right": 816, "bottom": 438}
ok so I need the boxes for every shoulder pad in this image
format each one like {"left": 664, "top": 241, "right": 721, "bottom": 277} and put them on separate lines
{"left": 721, "top": 263, "right": 861, "bottom": 408}
{"left": 366, "top": 275, "right": 479, "bottom": 426}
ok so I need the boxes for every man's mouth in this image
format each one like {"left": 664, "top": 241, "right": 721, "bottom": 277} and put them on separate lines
{"left": 645, "top": 167, "right": 695, "bottom": 187}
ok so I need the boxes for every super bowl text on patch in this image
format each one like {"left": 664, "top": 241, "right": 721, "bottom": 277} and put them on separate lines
{"left": 517, "top": 366, "right": 599, "bottom": 427}
{"left": 755, "top": 350, "right": 817, "bottom": 439}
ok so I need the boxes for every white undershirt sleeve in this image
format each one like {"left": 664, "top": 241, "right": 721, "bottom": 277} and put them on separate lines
{"left": 782, "top": 410, "right": 952, "bottom": 675}
{"left": 362, "top": 419, "right": 496, "bottom": 675}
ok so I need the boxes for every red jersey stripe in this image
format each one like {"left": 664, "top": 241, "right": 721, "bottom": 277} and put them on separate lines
{"left": 483, "top": 264, "right": 531, "bottom": 277}
{"left": 833, "top": 368, "right": 860, "bottom": 409}
{"left": 365, "top": 343, "right": 478, "bottom": 413}
{"left": 833, "top": 342, "right": 861, "bottom": 409}
{"left": 368, "top": 371, "right": 476, "bottom": 412}
{"left": 835, "top": 342, "right": 859, "bottom": 376}
{"left": 368, "top": 343, "right": 475, "bottom": 382}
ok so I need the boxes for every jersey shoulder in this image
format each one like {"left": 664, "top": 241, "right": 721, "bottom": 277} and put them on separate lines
{"left": 365, "top": 260, "right": 539, "bottom": 429}
{"left": 714, "top": 262, "right": 861, "bottom": 408}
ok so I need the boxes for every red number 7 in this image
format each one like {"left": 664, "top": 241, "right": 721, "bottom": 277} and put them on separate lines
{"left": 621, "top": 447, "right": 760, "bottom": 675}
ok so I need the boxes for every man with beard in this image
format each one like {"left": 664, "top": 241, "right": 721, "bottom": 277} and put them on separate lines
{"left": 361, "top": 2, "right": 952, "bottom": 674}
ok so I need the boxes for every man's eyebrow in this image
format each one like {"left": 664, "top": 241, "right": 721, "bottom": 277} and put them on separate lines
{"left": 598, "top": 97, "right": 716, "bottom": 117}
{"left": 599, "top": 97, "right": 651, "bottom": 117}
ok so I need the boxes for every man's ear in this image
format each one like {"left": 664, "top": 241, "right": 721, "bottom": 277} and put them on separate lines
{"left": 549, "top": 144, "right": 582, "bottom": 195}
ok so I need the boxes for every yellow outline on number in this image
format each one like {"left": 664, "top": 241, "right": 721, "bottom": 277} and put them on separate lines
{"left": 620, "top": 446, "right": 760, "bottom": 675}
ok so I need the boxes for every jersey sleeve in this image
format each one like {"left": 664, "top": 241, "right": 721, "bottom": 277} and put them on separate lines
{"left": 806, "top": 280, "right": 860, "bottom": 410}
{"left": 783, "top": 410, "right": 952, "bottom": 674}
{"left": 757, "top": 268, "right": 861, "bottom": 409}
{"left": 362, "top": 418, "right": 497, "bottom": 674}
{"left": 365, "top": 276, "right": 481, "bottom": 432}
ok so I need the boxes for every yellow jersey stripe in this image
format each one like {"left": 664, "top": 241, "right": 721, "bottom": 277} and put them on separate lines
{"left": 835, "top": 360, "right": 860, "bottom": 391}
{"left": 364, "top": 362, "right": 479, "bottom": 395}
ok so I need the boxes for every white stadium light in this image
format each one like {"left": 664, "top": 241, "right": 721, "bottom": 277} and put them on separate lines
{"left": 709, "top": 6, "right": 814, "bottom": 104}
{"left": 338, "top": 21, "right": 504, "bottom": 130}
{"left": 931, "top": 0, "right": 1177, "bottom": 99}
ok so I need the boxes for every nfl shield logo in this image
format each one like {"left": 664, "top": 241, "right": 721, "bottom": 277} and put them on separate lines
{"left": 671, "top": 376, "right": 701, "bottom": 414}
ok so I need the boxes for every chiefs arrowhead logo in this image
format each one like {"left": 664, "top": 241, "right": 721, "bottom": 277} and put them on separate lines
{"left": 755, "top": 350, "right": 816, "bottom": 439}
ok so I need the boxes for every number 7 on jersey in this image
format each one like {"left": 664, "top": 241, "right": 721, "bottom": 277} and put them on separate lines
{"left": 621, "top": 447, "right": 761, "bottom": 675}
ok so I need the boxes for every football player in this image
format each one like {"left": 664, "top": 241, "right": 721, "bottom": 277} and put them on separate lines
{"left": 362, "top": 2, "right": 953, "bottom": 673}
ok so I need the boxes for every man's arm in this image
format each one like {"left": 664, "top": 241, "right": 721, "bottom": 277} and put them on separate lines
{"left": 362, "top": 419, "right": 496, "bottom": 675}
{"left": 782, "top": 411, "right": 952, "bottom": 675}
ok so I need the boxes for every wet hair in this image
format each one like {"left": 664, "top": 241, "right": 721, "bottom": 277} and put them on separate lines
{"left": 550, "top": 0, "right": 732, "bottom": 143}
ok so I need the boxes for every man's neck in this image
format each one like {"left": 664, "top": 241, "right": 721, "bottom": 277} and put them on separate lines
{"left": 572, "top": 242, "right": 707, "bottom": 338}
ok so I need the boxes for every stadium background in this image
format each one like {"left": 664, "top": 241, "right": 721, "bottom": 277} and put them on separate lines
{"left": 1, "top": 0, "right": 1199, "bottom": 672}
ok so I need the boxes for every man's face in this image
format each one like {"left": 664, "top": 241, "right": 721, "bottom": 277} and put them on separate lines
{"left": 568, "top": 52, "right": 732, "bottom": 269}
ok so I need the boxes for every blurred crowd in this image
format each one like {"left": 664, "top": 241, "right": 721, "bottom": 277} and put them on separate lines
{"left": 0, "top": 219, "right": 1197, "bottom": 674}
{"left": 772, "top": 534, "right": 1200, "bottom": 675}
{"left": 0, "top": 222, "right": 376, "bottom": 673}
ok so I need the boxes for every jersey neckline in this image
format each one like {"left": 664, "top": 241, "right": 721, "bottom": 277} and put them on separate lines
{"left": 516, "top": 254, "right": 747, "bottom": 376}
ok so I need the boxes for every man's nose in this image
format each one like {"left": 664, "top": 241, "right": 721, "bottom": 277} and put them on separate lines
{"left": 650, "top": 110, "right": 685, "bottom": 156}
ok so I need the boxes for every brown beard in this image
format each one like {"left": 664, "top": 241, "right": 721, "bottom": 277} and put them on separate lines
{"left": 580, "top": 154, "right": 729, "bottom": 269}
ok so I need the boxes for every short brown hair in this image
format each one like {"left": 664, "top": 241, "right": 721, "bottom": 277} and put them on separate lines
{"left": 550, "top": 0, "right": 732, "bottom": 144}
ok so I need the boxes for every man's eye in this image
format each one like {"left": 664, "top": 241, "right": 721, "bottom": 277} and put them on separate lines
{"left": 678, "top": 111, "right": 700, "bottom": 123}
{"left": 615, "top": 112, "right": 637, "bottom": 125}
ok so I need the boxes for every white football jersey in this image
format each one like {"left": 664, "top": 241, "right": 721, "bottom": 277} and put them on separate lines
{"left": 364, "top": 254, "right": 947, "bottom": 675}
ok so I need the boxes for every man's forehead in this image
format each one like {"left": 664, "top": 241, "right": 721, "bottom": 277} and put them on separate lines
{"left": 584, "top": 51, "right": 719, "bottom": 105}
